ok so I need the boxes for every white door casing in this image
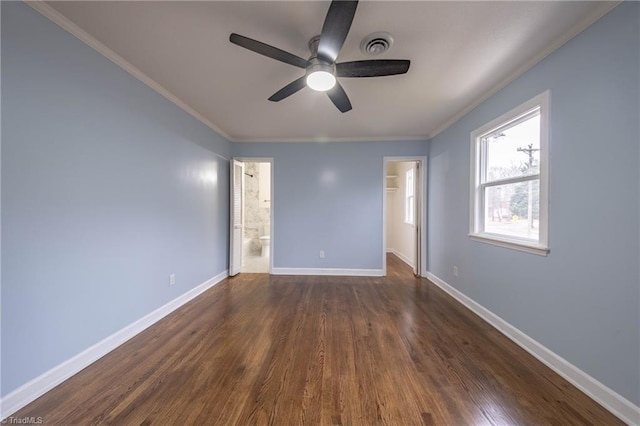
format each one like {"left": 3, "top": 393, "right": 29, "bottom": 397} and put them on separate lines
{"left": 382, "top": 156, "right": 427, "bottom": 277}
{"left": 229, "top": 159, "right": 244, "bottom": 276}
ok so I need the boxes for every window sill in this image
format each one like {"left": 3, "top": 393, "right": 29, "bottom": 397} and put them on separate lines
{"left": 469, "top": 234, "right": 549, "bottom": 256}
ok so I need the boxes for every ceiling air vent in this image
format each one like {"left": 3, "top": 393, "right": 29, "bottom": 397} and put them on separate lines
{"left": 360, "top": 32, "right": 394, "bottom": 56}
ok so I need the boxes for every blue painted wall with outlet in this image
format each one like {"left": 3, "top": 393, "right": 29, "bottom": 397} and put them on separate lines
{"left": 233, "top": 140, "right": 427, "bottom": 271}
{"left": 1, "top": 2, "right": 231, "bottom": 397}
{"left": 2, "top": 0, "right": 638, "bottom": 417}
{"left": 428, "top": 2, "right": 639, "bottom": 405}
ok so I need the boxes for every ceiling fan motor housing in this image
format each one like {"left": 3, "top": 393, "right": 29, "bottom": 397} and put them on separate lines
{"left": 308, "top": 35, "right": 321, "bottom": 57}
{"left": 307, "top": 58, "right": 336, "bottom": 74}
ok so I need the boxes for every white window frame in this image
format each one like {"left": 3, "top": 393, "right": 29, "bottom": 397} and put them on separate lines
{"left": 469, "top": 91, "right": 550, "bottom": 256}
{"left": 404, "top": 168, "right": 415, "bottom": 225}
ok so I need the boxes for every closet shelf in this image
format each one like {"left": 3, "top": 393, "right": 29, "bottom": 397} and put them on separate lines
{"left": 386, "top": 175, "right": 398, "bottom": 190}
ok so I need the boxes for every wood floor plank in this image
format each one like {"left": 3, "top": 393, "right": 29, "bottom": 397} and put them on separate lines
{"left": 11, "top": 255, "right": 623, "bottom": 425}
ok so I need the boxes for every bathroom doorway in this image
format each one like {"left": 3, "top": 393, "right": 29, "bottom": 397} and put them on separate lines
{"left": 229, "top": 158, "right": 273, "bottom": 275}
{"left": 383, "top": 157, "right": 427, "bottom": 276}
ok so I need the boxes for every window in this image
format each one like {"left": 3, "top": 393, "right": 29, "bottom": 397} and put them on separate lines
{"left": 470, "top": 91, "right": 549, "bottom": 255}
{"left": 405, "top": 168, "right": 414, "bottom": 225}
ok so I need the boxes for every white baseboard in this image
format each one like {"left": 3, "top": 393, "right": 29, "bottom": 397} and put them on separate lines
{"left": 387, "top": 249, "right": 415, "bottom": 269}
{"left": 0, "top": 270, "right": 229, "bottom": 419}
{"left": 425, "top": 272, "right": 640, "bottom": 425}
{"left": 271, "top": 267, "right": 384, "bottom": 277}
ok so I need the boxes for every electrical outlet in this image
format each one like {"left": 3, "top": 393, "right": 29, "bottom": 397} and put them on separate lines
{"left": 453, "top": 266, "right": 459, "bottom": 277}
{"left": 319, "top": 250, "right": 325, "bottom": 259}
{"left": 169, "top": 274, "right": 176, "bottom": 286}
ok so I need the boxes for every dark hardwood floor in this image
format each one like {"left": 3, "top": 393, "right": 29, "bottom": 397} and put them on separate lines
{"left": 13, "top": 255, "right": 622, "bottom": 425}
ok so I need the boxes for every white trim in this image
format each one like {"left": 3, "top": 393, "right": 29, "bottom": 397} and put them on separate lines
{"left": 26, "top": 1, "right": 617, "bottom": 144}
{"left": 428, "top": 2, "right": 620, "bottom": 139}
{"left": 388, "top": 249, "right": 415, "bottom": 269}
{"left": 469, "top": 91, "right": 550, "bottom": 255}
{"left": 383, "top": 160, "right": 388, "bottom": 277}
{"left": 271, "top": 268, "right": 384, "bottom": 277}
{"left": 233, "top": 158, "right": 274, "bottom": 275}
{"left": 0, "top": 270, "right": 228, "bottom": 419}
{"left": 482, "top": 173, "right": 540, "bottom": 188}
{"left": 229, "top": 160, "right": 244, "bottom": 277}
{"left": 25, "top": 1, "right": 234, "bottom": 146}
{"left": 469, "top": 234, "right": 549, "bottom": 257}
{"left": 25, "top": 0, "right": 425, "bottom": 145}
{"left": 383, "top": 156, "right": 428, "bottom": 278}
{"left": 233, "top": 135, "right": 429, "bottom": 144}
{"left": 425, "top": 271, "right": 640, "bottom": 426}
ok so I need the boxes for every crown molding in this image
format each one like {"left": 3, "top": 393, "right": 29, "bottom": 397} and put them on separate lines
{"left": 231, "top": 134, "right": 429, "bottom": 143}
{"left": 25, "top": 0, "right": 620, "bottom": 144}
{"left": 428, "top": 1, "right": 621, "bottom": 140}
{"left": 25, "top": 0, "right": 234, "bottom": 142}
{"left": 24, "top": 0, "right": 427, "bottom": 144}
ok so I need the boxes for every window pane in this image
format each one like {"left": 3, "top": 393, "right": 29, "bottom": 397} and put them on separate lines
{"left": 405, "top": 196, "right": 414, "bottom": 224}
{"left": 406, "top": 169, "right": 414, "bottom": 197}
{"left": 484, "top": 112, "right": 540, "bottom": 182}
{"left": 404, "top": 168, "right": 415, "bottom": 224}
{"left": 484, "top": 180, "right": 540, "bottom": 241}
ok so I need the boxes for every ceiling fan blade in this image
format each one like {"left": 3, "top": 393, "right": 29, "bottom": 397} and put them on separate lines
{"left": 230, "top": 33, "right": 309, "bottom": 69}
{"left": 317, "top": 1, "right": 358, "bottom": 63}
{"left": 268, "top": 76, "right": 307, "bottom": 102}
{"left": 336, "top": 60, "right": 411, "bottom": 78}
{"left": 326, "top": 82, "right": 352, "bottom": 113}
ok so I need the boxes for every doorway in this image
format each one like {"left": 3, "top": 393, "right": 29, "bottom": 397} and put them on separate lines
{"left": 383, "top": 157, "right": 427, "bottom": 276}
{"left": 230, "top": 158, "right": 273, "bottom": 275}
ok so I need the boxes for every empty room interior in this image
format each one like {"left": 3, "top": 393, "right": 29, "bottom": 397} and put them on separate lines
{"left": 2, "top": 1, "right": 639, "bottom": 424}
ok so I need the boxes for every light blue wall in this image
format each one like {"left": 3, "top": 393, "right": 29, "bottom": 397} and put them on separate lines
{"left": 1, "top": 2, "right": 230, "bottom": 396}
{"left": 428, "top": 2, "right": 639, "bottom": 404}
{"left": 233, "top": 141, "right": 427, "bottom": 270}
{"left": 3, "top": 0, "right": 637, "bottom": 410}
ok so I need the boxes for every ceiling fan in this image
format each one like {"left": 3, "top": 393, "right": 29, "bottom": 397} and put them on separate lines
{"left": 229, "top": 0, "right": 410, "bottom": 113}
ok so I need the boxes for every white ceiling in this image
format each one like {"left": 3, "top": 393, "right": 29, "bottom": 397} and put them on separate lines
{"left": 39, "top": 1, "right": 615, "bottom": 142}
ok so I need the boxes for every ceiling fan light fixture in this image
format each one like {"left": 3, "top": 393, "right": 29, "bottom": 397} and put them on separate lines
{"left": 306, "top": 61, "right": 336, "bottom": 92}
{"left": 307, "top": 71, "right": 336, "bottom": 92}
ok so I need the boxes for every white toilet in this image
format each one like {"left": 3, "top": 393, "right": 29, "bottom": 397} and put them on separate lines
{"left": 242, "top": 238, "right": 253, "bottom": 258}
{"left": 259, "top": 235, "right": 270, "bottom": 257}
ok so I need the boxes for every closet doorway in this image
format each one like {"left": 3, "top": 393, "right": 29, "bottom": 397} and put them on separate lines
{"left": 383, "top": 157, "right": 427, "bottom": 276}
